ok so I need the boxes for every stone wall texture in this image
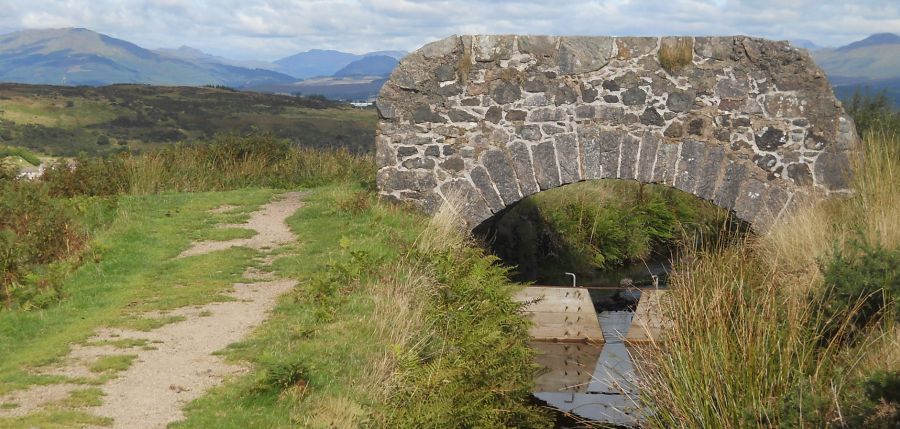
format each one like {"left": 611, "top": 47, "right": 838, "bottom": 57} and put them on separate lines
{"left": 375, "top": 35, "right": 859, "bottom": 230}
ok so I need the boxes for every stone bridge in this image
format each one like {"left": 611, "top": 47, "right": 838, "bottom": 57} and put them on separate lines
{"left": 375, "top": 35, "right": 858, "bottom": 230}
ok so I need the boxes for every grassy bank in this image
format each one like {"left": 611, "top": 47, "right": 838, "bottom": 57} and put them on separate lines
{"left": 483, "top": 180, "right": 740, "bottom": 283}
{"left": 172, "top": 186, "right": 550, "bottom": 428}
{"left": 638, "top": 126, "right": 900, "bottom": 427}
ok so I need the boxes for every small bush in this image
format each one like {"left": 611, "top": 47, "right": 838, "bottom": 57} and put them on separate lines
{"left": 818, "top": 237, "right": 900, "bottom": 344}
{"left": 0, "top": 180, "right": 87, "bottom": 309}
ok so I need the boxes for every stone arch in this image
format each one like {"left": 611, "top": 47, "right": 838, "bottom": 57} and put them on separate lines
{"left": 375, "top": 35, "right": 859, "bottom": 231}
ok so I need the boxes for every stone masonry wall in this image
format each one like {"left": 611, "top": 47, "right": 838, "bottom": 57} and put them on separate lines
{"left": 375, "top": 35, "right": 859, "bottom": 230}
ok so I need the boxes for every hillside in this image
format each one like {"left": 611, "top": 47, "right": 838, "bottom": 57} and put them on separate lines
{"left": 0, "top": 83, "right": 377, "bottom": 156}
{"left": 812, "top": 33, "right": 900, "bottom": 106}
{"left": 0, "top": 28, "right": 295, "bottom": 87}
{"left": 334, "top": 55, "right": 399, "bottom": 77}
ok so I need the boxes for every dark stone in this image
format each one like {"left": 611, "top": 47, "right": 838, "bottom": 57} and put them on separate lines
{"left": 664, "top": 122, "right": 684, "bottom": 138}
{"left": 397, "top": 146, "right": 419, "bottom": 157}
{"left": 598, "top": 128, "right": 624, "bottom": 178}
{"left": 713, "top": 161, "right": 749, "bottom": 209}
{"left": 640, "top": 108, "right": 665, "bottom": 126}
{"left": 622, "top": 87, "right": 647, "bottom": 106}
{"left": 733, "top": 117, "right": 752, "bottom": 127}
{"left": 553, "top": 85, "right": 578, "bottom": 106}
{"left": 442, "top": 145, "right": 456, "bottom": 156}
{"left": 436, "top": 82, "right": 462, "bottom": 97}
{"left": 755, "top": 127, "right": 786, "bottom": 151}
{"left": 439, "top": 179, "right": 491, "bottom": 226}
{"left": 485, "top": 106, "right": 502, "bottom": 123}
{"left": 786, "top": 163, "right": 813, "bottom": 186}
{"left": 505, "top": 110, "right": 527, "bottom": 121}
{"left": 402, "top": 157, "right": 436, "bottom": 170}
{"left": 523, "top": 78, "right": 548, "bottom": 93}
{"left": 666, "top": 91, "right": 695, "bottom": 112}
{"left": 435, "top": 64, "right": 457, "bottom": 82}
{"left": 376, "top": 99, "right": 396, "bottom": 119}
{"left": 440, "top": 156, "right": 465, "bottom": 172}
{"left": 714, "top": 129, "right": 731, "bottom": 142}
{"left": 460, "top": 97, "right": 481, "bottom": 106}
{"left": 380, "top": 168, "right": 436, "bottom": 191}
{"left": 753, "top": 153, "right": 778, "bottom": 172}
{"left": 532, "top": 141, "right": 561, "bottom": 190}
{"left": 482, "top": 150, "right": 522, "bottom": 204}
{"left": 619, "top": 134, "right": 641, "bottom": 180}
{"left": 582, "top": 87, "right": 599, "bottom": 103}
{"left": 469, "top": 166, "right": 505, "bottom": 212}
{"left": 424, "top": 145, "right": 440, "bottom": 157}
{"left": 602, "top": 80, "right": 620, "bottom": 91}
{"left": 597, "top": 106, "right": 624, "bottom": 122}
{"left": 733, "top": 179, "right": 766, "bottom": 223}
{"left": 688, "top": 118, "right": 705, "bottom": 135}
{"left": 696, "top": 145, "right": 725, "bottom": 200}
{"left": 491, "top": 80, "right": 522, "bottom": 104}
{"left": 813, "top": 150, "right": 852, "bottom": 190}
{"left": 674, "top": 140, "right": 705, "bottom": 194}
{"left": 413, "top": 106, "right": 445, "bottom": 123}
{"left": 555, "top": 133, "right": 580, "bottom": 183}
{"left": 603, "top": 95, "right": 619, "bottom": 103}
{"left": 516, "top": 124, "right": 542, "bottom": 141}
{"left": 653, "top": 142, "right": 680, "bottom": 185}
{"left": 528, "top": 107, "right": 566, "bottom": 122}
{"left": 542, "top": 124, "right": 566, "bottom": 135}
{"left": 578, "top": 124, "right": 602, "bottom": 179}
{"left": 448, "top": 109, "right": 477, "bottom": 122}
{"left": 575, "top": 105, "right": 595, "bottom": 119}
{"left": 637, "top": 132, "right": 661, "bottom": 182}
{"left": 508, "top": 141, "right": 540, "bottom": 196}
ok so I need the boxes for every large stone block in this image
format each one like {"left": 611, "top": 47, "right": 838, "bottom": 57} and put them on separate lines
{"left": 636, "top": 132, "right": 660, "bottom": 182}
{"left": 598, "top": 128, "right": 624, "bottom": 178}
{"left": 618, "top": 134, "right": 641, "bottom": 180}
{"left": 653, "top": 142, "right": 680, "bottom": 185}
{"left": 557, "top": 36, "right": 615, "bottom": 75}
{"left": 555, "top": 133, "right": 581, "bottom": 184}
{"left": 508, "top": 141, "right": 541, "bottom": 196}
{"left": 696, "top": 145, "right": 725, "bottom": 200}
{"left": 481, "top": 149, "right": 522, "bottom": 204}
{"left": 714, "top": 161, "right": 750, "bottom": 210}
{"left": 674, "top": 140, "right": 706, "bottom": 194}
{"left": 532, "top": 141, "right": 562, "bottom": 190}
{"left": 440, "top": 179, "right": 492, "bottom": 225}
{"left": 469, "top": 165, "right": 505, "bottom": 212}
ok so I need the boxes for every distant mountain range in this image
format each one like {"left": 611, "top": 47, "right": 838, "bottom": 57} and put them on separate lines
{"left": 809, "top": 33, "right": 900, "bottom": 106}
{"left": 0, "top": 28, "right": 405, "bottom": 100}
{"left": 0, "top": 28, "right": 295, "bottom": 87}
{"left": 0, "top": 27, "right": 898, "bottom": 106}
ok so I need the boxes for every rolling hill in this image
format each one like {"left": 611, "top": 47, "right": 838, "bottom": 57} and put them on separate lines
{"left": 334, "top": 55, "right": 399, "bottom": 77}
{"left": 812, "top": 33, "right": 900, "bottom": 106}
{"left": 0, "top": 28, "right": 295, "bottom": 87}
{"left": 0, "top": 83, "right": 377, "bottom": 156}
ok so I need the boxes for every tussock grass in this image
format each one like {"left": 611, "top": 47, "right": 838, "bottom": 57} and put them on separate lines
{"left": 638, "top": 128, "right": 900, "bottom": 427}
{"left": 658, "top": 37, "right": 694, "bottom": 74}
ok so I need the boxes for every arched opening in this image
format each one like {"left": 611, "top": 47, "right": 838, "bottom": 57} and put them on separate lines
{"left": 472, "top": 179, "right": 750, "bottom": 426}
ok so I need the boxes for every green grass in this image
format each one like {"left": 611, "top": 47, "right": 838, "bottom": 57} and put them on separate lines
{"left": 0, "top": 409, "right": 111, "bottom": 428}
{"left": 88, "top": 355, "right": 137, "bottom": 374}
{"left": 198, "top": 228, "right": 257, "bottom": 241}
{"left": 57, "top": 387, "right": 104, "bottom": 408}
{"left": 0, "top": 188, "right": 275, "bottom": 394}
{"left": 0, "top": 146, "right": 40, "bottom": 166}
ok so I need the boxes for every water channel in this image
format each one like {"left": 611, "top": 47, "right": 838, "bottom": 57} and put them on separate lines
{"left": 531, "top": 260, "right": 671, "bottom": 427}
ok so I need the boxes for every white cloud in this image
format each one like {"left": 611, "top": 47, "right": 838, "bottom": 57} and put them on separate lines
{"left": 0, "top": 0, "right": 896, "bottom": 60}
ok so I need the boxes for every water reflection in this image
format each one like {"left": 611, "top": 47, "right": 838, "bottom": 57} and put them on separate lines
{"left": 533, "top": 311, "right": 644, "bottom": 426}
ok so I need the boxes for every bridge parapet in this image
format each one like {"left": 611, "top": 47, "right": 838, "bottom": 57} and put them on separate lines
{"left": 376, "top": 35, "right": 859, "bottom": 230}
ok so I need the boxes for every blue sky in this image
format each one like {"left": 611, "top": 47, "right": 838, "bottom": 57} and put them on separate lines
{"left": 0, "top": 0, "right": 897, "bottom": 60}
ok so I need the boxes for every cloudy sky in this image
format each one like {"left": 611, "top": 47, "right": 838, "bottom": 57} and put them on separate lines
{"left": 0, "top": 0, "right": 897, "bottom": 60}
